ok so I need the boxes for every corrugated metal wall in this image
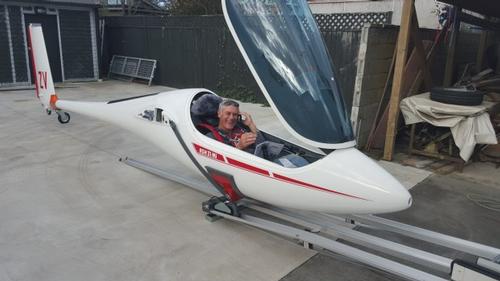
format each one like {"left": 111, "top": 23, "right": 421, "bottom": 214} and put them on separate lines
{"left": 0, "top": 4, "right": 98, "bottom": 87}
{"left": 8, "top": 6, "right": 28, "bottom": 83}
{"left": 0, "top": 6, "right": 12, "bottom": 84}
{"left": 103, "top": 15, "right": 362, "bottom": 106}
{"left": 59, "top": 9, "right": 95, "bottom": 80}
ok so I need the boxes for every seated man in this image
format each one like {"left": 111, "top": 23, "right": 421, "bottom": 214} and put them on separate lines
{"left": 200, "top": 98, "right": 308, "bottom": 167}
{"left": 205, "top": 99, "right": 261, "bottom": 152}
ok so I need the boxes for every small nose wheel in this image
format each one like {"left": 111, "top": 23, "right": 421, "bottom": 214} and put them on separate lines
{"left": 57, "top": 111, "right": 70, "bottom": 124}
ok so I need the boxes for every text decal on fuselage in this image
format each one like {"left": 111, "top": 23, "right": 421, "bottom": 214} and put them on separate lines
{"left": 193, "top": 143, "right": 225, "bottom": 162}
{"left": 38, "top": 71, "right": 48, "bottom": 89}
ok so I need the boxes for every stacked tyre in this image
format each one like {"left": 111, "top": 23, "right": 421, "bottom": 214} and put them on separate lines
{"left": 430, "top": 87, "right": 484, "bottom": 106}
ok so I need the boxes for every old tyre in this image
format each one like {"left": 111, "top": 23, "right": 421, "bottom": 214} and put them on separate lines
{"left": 430, "top": 87, "right": 484, "bottom": 106}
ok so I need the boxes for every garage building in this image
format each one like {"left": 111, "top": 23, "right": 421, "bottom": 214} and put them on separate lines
{"left": 0, "top": 0, "right": 100, "bottom": 88}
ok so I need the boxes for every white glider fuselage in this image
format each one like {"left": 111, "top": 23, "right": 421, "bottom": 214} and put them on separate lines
{"left": 29, "top": 0, "right": 413, "bottom": 216}
{"left": 55, "top": 89, "right": 412, "bottom": 214}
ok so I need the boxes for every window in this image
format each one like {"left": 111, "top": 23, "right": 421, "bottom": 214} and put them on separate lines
{"left": 155, "top": 108, "right": 163, "bottom": 122}
{"left": 107, "top": 0, "right": 121, "bottom": 5}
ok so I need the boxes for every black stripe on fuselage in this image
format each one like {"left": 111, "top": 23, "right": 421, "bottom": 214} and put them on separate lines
{"left": 107, "top": 92, "right": 159, "bottom": 104}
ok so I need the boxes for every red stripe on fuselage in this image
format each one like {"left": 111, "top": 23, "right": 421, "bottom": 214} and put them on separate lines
{"left": 192, "top": 143, "right": 365, "bottom": 200}
{"left": 226, "top": 157, "right": 269, "bottom": 176}
{"left": 273, "top": 173, "right": 366, "bottom": 200}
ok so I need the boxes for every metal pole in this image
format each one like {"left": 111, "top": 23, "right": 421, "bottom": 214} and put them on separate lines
{"left": 349, "top": 215, "right": 500, "bottom": 261}
{"left": 212, "top": 211, "right": 447, "bottom": 281}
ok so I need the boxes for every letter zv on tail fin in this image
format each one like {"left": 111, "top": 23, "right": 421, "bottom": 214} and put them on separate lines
{"left": 28, "top": 24, "right": 59, "bottom": 111}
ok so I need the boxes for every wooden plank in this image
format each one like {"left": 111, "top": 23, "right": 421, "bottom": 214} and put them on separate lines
{"left": 475, "top": 29, "right": 490, "bottom": 73}
{"left": 364, "top": 26, "right": 399, "bottom": 45}
{"left": 369, "top": 26, "right": 447, "bottom": 151}
{"left": 443, "top": 7, "right": 461, "bottom": 87}
{"left": 476, "top": 77, "right": 500, "bottom": 87}
{"left": 410, "top": 7, "right": 432, "bottom": 90}
{"left": 407, "top": 25, "right": 449, "bottom": 93}
{"left": 354, "top": 103, "right": 381, "bottom": 148}
{"left": 354, "top": 89, "right": 390, "bottom": 107}
{"left": 403, "top": 40, "right": 433, "bottom": 95}
{"left": 365, "top": 46, "right": 396, "bottom": 151}
{"left": 370, "top": 41, "right": 432, "bottom": 150}
{"left": 402, "top": 41, "right": 432, "bottom": 95}
{"left": 382, "top": 0, "right": 414, "bottom": 161}
{"left": 471, "top": 69, "right": 494, "bottom": 82}
{"left": 352, "top": 25, "right": 396, "bottom": 146}
{"left": 357, "top": 73, "right": 390, "bottom": 92}
{"left": 351, "top": 27, "right": 369, "bottom": 129}
{"left": 362, "top": 59, "right": 394, "bottom": 75}
{"left": 363, "top": 44, "right": 398, "bottom": 60}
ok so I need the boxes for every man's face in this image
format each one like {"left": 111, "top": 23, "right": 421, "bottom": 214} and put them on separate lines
{"left": 218, "top": 105, "right": 239, "bottom": 131}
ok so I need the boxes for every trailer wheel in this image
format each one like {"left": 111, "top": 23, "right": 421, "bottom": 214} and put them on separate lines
{"left": 226, "top": 202, "right": 240, "bottom": 217}
{"left": 202, "top": 197, "right": 240, "bottom": 217}
{"left": 57, "top": 112, "right": 71, "bottom": 124}
{"left": 430, "top": 87, "right": 484, "bottom": 106}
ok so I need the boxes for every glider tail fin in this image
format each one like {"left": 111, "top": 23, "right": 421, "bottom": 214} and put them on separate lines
{"left": 28, "top": 23, "right": 58, "bottom": 111}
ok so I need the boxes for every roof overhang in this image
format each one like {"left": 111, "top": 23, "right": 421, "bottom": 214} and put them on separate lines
{"left": 438, "top": 0, "right": 500, "bottom": 18}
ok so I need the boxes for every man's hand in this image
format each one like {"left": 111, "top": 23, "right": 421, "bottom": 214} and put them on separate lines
{"left": 236, "top": 132, "right": 256, "bottom": 150}
{"left": 240, "top": 112, "right": 258, "bottom": 134}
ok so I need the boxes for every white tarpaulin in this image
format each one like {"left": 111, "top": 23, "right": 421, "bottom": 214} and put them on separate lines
{"left": 400, "top": 93, "right": 498, "bottom": 161}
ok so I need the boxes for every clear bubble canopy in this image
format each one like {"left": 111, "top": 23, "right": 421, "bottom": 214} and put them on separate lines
{"left": 223, "top": 0, "right": 355, "bottom": 148}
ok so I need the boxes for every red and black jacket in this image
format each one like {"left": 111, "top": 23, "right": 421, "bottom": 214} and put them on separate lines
{"left": 198, "top": 123, "right": 248, "bottom": 148}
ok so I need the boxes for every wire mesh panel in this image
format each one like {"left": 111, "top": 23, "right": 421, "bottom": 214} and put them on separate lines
{"left": 137, "top": 60, "right": 155, "bottom": 79}
{"left": 123, "top": 57, "right": 139, "bottom": 76}
{"left": 108, "top": 55, "right": 156, "bottom": 85}
{"left": 314, "top": 12, "right": 392, "bottom": 31}
{"left": 110, "top": 56, "right": 125, "bottom": 73}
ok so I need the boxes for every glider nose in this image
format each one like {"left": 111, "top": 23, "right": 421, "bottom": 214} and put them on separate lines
{"left": 374, "top": 177, "right": 413, "bottom": 213}
{"left": 324, "top": 148, "right": 412, "bottom": 213}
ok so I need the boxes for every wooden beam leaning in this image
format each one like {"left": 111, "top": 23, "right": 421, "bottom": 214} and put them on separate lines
{"left": 443, "top": 7, "right": 462, "bottom": 87}
{"left": 365, "top": 46, "right": 397, "bottom": 151}
{"left": 410, "top": 6, "right": 432, "bottom": 91}
{"left": 408, "top": 23, "right": 448, "bottom": 95}
{"left": 383, "top": 0, "right": 415, "bottom": 161}
{"left": 476, "top": 22, "right": 490, "bottom": 73}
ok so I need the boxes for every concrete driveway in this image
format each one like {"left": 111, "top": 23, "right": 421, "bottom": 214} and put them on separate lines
{"left": 1, "top": 80, "right": 443, "bottom": 281}
{"left": 0, "top": 81, "right": 316, "bottom": 281}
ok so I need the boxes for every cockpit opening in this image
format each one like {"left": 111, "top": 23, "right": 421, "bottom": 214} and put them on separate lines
{"left": 190, "top": 92, "right": 324, "bottom": 167}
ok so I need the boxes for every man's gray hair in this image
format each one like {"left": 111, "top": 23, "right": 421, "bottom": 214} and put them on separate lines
{"left": 218, "top": 99, "right": 239, "bottom": 112}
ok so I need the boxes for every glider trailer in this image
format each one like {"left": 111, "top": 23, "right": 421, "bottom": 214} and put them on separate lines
{"left": 27, "top": 0, "right": 500, "bottom": 280}
{"left": 121, "top": 157, "right": 500, "bottom": 281}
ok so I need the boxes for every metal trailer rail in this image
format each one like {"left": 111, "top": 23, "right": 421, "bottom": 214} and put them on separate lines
{"left": 121, "top": 157, "right": 500, "bottom": 281}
